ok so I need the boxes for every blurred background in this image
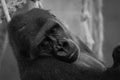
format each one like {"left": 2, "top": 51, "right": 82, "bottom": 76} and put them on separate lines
{"left": 0, "top": 0, "right": 120, "bottom": 80}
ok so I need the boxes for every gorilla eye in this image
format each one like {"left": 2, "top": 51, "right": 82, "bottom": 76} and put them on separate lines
{"left": 49, "top": 23, "right": 64, "bottom": 34}
{"left": 50, "top": 28, "right": 57, "bottom": 34}
{"left": 61, "top": 41, "right": 68, "bottom": 48}
{"left": 18, "top": 23, "right": 26, "bottom": 32}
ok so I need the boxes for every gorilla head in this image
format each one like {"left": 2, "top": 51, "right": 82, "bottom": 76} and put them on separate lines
{"left": 8, "top": 8, "right": 79, "bottom": 63}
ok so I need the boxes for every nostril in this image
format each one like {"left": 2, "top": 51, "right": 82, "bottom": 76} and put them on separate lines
{"left": 61, "top": 39, "right": 79, "bottom": 55}
{"left": 61, "top": 40, "right": 74, "bottom": 52}
{"left": 62, "top": 41, "right": 69, "bottom": 48}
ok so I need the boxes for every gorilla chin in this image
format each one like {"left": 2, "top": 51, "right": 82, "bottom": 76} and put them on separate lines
{"left": 8, "top": 8, "right": 120, "bottom": 80}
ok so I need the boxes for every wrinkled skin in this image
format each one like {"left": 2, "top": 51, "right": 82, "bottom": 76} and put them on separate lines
{"left": 8, "top": 8, "right": 120, "bottom": 80}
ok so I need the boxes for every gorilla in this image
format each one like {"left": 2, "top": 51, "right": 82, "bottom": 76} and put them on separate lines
{"left": 8, "top": 8, "right": 120, "bottom": 80}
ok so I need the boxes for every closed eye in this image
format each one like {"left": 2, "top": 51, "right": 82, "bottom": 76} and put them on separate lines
{"left": 18, "top": 23, "right": 26, "bottom": 32}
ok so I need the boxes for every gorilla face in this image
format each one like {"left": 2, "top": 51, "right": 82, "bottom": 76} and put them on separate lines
{"left": 35, "top": 23, "right": 79, "bottom": 62}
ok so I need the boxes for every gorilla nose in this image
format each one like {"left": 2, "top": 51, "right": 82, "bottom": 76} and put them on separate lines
{"left": 55, "top": 39, "right": 79, "bottom": 63}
